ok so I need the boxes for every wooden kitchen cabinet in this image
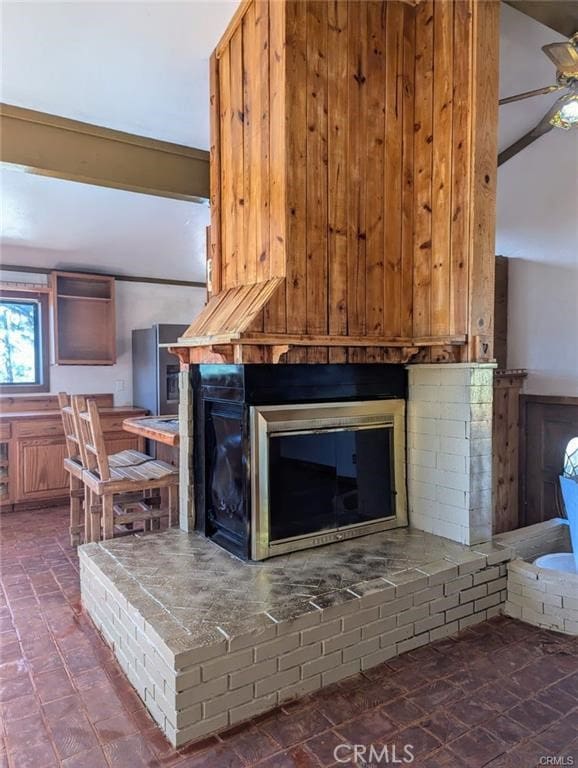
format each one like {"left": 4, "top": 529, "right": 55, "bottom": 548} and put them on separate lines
{"left": 0, "top": 394, "right": 146, "bottom": 510}
{"left": 51, "top": 271, "right": 116, "bottom": 365}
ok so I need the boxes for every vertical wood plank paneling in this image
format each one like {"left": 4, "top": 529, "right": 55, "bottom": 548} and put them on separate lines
{"left": 327, "top": 0, "right": 348, "bottom": 363}
{"left": 412, "top": 0, "right": 434, "bottom": 337}
{"left": 219, "top": 45, "right": 233, "bottom": 290}
{"left": 400, "top": 4, "right": 415, "bottom": 338}
{"left": 347, "top": 0, "right": 368, "bottom": 363}
{"left": 450, "top": 0, "right": 472, "bottom": 337}
{"left": 243, "top": 2, "right": 258, "bottom": 286}
{"left": 468, "top": 0, "right": 499, "bottom": 360}
{"left": 306, "top": 0, "right": 329, "bottom": 363}
{"left": 431, "top": 0, "right": 453, "bottom": 336}
{"left": 268, "top": 0, "right": 286, "bottom": 281}
{"left": 383, "top": 2, "right": 403, "bottom": 338}
{"left": 365, "top": 1, "right": 385, "bottom": 349}
{"left": 209, "top": 52, "right": 222, "bottom": 297}
{"left": 265, "top": 0, "right": 287, "bottom": 332}
{"left": 229, "top": 28, "right": 245, "bottom": 288}
{"left": 258, "top": 0, "right": 271, "bottom": 285}
{"left": 285, "top": 0, "right": 308, "bottom": 362}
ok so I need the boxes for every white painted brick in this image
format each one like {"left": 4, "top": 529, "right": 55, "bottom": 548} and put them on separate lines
{"left": 414, "top": 613, "right": 445, "bottom": 635}
{"left": 362, "top": 615, "right": 396, "bottom": 640}
{"left": 413, "top": 585, "right": 444, "bottom": 606}
{"left": 343, "top": 636, "right": 380, "bottom": 663}
{"left": 229, "top": 659, "right": 277, "bottom": 690}
{"left": 474, "top": 593, "right": 501, "bottom": 612}
{"left": 361, "top": 645, "right": 397, "bottom": 671}
{"left": 446, "top": 603, "right": 473, "bottom": 622}
{"left": 459, "top": 611, "right": 486, "bottom": 630}
{"left": 322, "top": 659, "right": 361, "bottom": 686}
{"left": 323, "top": 628, "right": 361, "bottom": 654}
{"left": 254, "top": 633, "right": 300, "bottom": 662}
{"left": 379, "top": 624, "right": 414, "bottom": 647}
{"left": 383, "top": 571, "right": 428, "bottom": 597}
{"left": 486, "top": 605, "right": 502, "bottom": 619}
{"left": 397, "top": 604, "right": 429, "bottom": 627}
{"left": 416, "top": 562, "right": 458, "bottom": 587}
{"left": 437, "top": 452, "right": 468, "bottom": 474}
{"left": 273, "top": 611, "right": 321, "bottom": 636}
{"left": 429, "top": 620, "right": 459, "bottom": 641}
{"left": 174, "top": 713, "right": 228, "bottom": 748}
{"left": 342, "top": 606, "right": 380, "bottom": 631}
{"left": 397, "top": 632, "right": 430, "bottom": 654}
{"left": 300, "top": 619, "right": 341, "bottom": 646}
{"left": 473, "top": 566, "right": 500, "bottom": 585}
{"left": 379, "top": 595, "right": 413, "bottom": 618}
{"left": 459, "top": 584, "right": 488, "bottom": 604}
{"left": 430, "top": 593, "right": 460, "bottom": 613}
{"left": 174, "top": 702, "right": 202, "bottom": 729}
{"left": 229, "top": 694, "right": 277, "bottom": 726}
{"left": 204, "top": 683, "right": 254, "bottom": 718}
{"left": 175, "top": 677, "right": 227, "bottom": 710}
{"left": 487, "top": 577, "right": 508, "bottom": 595}
{"left": 255, "top": 668, "right": 300, "bottom": 698}
{"left": 202, "top": 649, "right": 253, "bottom": 681}
{"left": 410, "top": 448, "right": 437, "bottom": 469}
{"left": 504, "top": 601, "right": 522, "bottom": 619}
{"left": 302, "top": 651, "right": 341, "bottom": 679}
{"left": 279, "top": 642, "right": 322, "bottom": 671}
{"left": 278, "top": 674, "right": 322, "bottom": 704}
{"left": 445, "top": 574, "right": 473, "bottom": 595}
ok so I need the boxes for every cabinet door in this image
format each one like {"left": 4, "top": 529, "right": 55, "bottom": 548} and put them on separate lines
{"left": 15, "top": 437, "right": 68, "bottom": 502}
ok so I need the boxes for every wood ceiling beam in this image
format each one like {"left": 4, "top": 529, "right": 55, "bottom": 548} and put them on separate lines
{"left": 0, "top": 103, "right": 209, "bottom": 202}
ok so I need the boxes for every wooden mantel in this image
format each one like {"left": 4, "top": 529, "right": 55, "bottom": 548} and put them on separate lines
{"left": 172, "top": 0, "right": 500, "bottom": 366}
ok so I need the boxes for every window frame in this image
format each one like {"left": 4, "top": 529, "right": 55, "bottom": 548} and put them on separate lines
{"left": 0, "top": 289, "right": 50, "bottom": 394}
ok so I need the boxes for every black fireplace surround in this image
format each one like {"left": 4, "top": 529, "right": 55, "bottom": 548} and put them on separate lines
{"left": 191, "top": 364, "right": 407, "bottom": 560}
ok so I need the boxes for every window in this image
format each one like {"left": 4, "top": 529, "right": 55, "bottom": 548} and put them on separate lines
{"left": 564, "top": 437, "right": 578, "bottom": 480}
{"left": 0, "top": 291, "right": 49, "bottom": 393}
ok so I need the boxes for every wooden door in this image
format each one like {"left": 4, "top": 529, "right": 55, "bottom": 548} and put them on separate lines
{"left": 521, "top": 396, "right": 578, "bottom": 525}
{"left": 15, "top": 437, "right": 68, "bottom": 502}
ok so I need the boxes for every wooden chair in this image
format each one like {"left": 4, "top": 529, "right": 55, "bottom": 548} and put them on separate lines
{"left": 57, "top": 393, "right": 85, "bottom": 545}
{"left": 80, "top": 398, "right": 178, "bottom": 541}
{"left": 60, "top": 393, "right": 153, "bottom": 544}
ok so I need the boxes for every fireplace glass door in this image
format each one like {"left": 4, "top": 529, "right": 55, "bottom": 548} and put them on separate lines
{"left": 269, "top": 426, "right": 395, "bottom": 541}
{"left": 251, "top": 400, "right": 406, "bottom": 559}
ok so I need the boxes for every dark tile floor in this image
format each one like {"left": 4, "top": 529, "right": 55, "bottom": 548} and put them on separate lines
{"left": 1, "top": 507, "right": 577, "bottom": 768}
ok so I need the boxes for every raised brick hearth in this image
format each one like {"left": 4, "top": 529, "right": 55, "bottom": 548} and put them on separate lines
{"left": 79, "top": 527, "right": 512, "bottom": 747}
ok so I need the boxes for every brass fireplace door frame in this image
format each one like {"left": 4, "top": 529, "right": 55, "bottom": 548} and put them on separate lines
{"left": 250, "top": 399, "right": 407, "bottom": 560}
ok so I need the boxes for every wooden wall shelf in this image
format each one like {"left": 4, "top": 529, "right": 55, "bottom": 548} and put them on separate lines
{"left": 51, "top": 271, "right": 116, "bottom": 365}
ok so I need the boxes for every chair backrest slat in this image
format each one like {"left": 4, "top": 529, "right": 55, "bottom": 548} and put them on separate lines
{"left": 86, "top": 399, "right": 111, "bottom": 481}
{"left": 58, "top": 392, "right": 78, "bottom": 461}
{"left": 71, "top": 395, "right": 91, "bottom": 470}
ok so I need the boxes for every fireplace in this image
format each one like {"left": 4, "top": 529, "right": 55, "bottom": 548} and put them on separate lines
{"left": 191, "top": 364, "right": 407, "bottom": 560}
{"left": 251, "top": 401, "right": 406, "bottom": 559}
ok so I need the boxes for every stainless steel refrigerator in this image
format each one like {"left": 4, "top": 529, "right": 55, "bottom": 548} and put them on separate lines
{"left": 132, "top": 324, "right": 188, "bottom": 416}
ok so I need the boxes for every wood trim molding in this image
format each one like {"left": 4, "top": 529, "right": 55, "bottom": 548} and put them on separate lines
{"left": 0, "top": 103, "right": 210, "bottom": 202}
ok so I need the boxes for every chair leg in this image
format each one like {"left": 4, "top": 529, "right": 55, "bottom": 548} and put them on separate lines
{"left": 102, "top": 495, "right": 114, "bottom": 540}
{"left": 90, "top": 493, "right": 102, "bottom": 543}
{"left": 69, "top": 477, "right": 82, "bottom": 546}
{"left": 168, "top": 485, "right": 177, "bottom": 529}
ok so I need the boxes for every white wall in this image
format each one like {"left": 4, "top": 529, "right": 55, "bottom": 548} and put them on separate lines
{"left": 496, "top": 6, "right": 578, "bottom": 396}
{"left": 1, "top": 268, "right": 205, "bottom": 406}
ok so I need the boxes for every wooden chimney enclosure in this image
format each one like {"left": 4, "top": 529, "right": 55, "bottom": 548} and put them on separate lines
{"left": 174, "top": 0, "right": 500, "bottom": 365}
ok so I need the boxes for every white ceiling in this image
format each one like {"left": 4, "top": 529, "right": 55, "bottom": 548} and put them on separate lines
{"left": 1, "top": 0, "right": 238, "bottom": 149}
{"left": 0, "top": 0, "right": 238, "bottom": 281}
{"left": 0, "top": 2, "right": 572, "bottom": 283}
{"left": 499, "top": 4, "right": 569, "bottom": 151}
{"left": 1, "top": 170, "right": 210, "bottom": 281}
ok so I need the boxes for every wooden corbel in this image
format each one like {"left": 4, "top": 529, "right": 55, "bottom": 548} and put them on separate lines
{"left": 401, "top": 346, "right": 420, "bottom": 363}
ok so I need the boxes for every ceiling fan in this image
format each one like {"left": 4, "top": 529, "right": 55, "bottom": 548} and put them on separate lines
{"left": 498, "top": 32, "right": 578, "bottom": 165}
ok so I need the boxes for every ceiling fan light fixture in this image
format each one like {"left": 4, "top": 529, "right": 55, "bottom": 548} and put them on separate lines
{"left": 549, "top": 94, "right": 578, "bottom": 129}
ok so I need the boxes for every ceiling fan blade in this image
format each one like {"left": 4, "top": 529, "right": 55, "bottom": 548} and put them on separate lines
{"left": 542, "top": 41, "right": 578, "bottom": 75}
{"left": 499, "top": 84, "right": 565, "bottom": 105}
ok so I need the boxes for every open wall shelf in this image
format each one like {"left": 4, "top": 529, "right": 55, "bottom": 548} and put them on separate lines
{"left": 51, "top": 271, "right": 116, "bottom": 365}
